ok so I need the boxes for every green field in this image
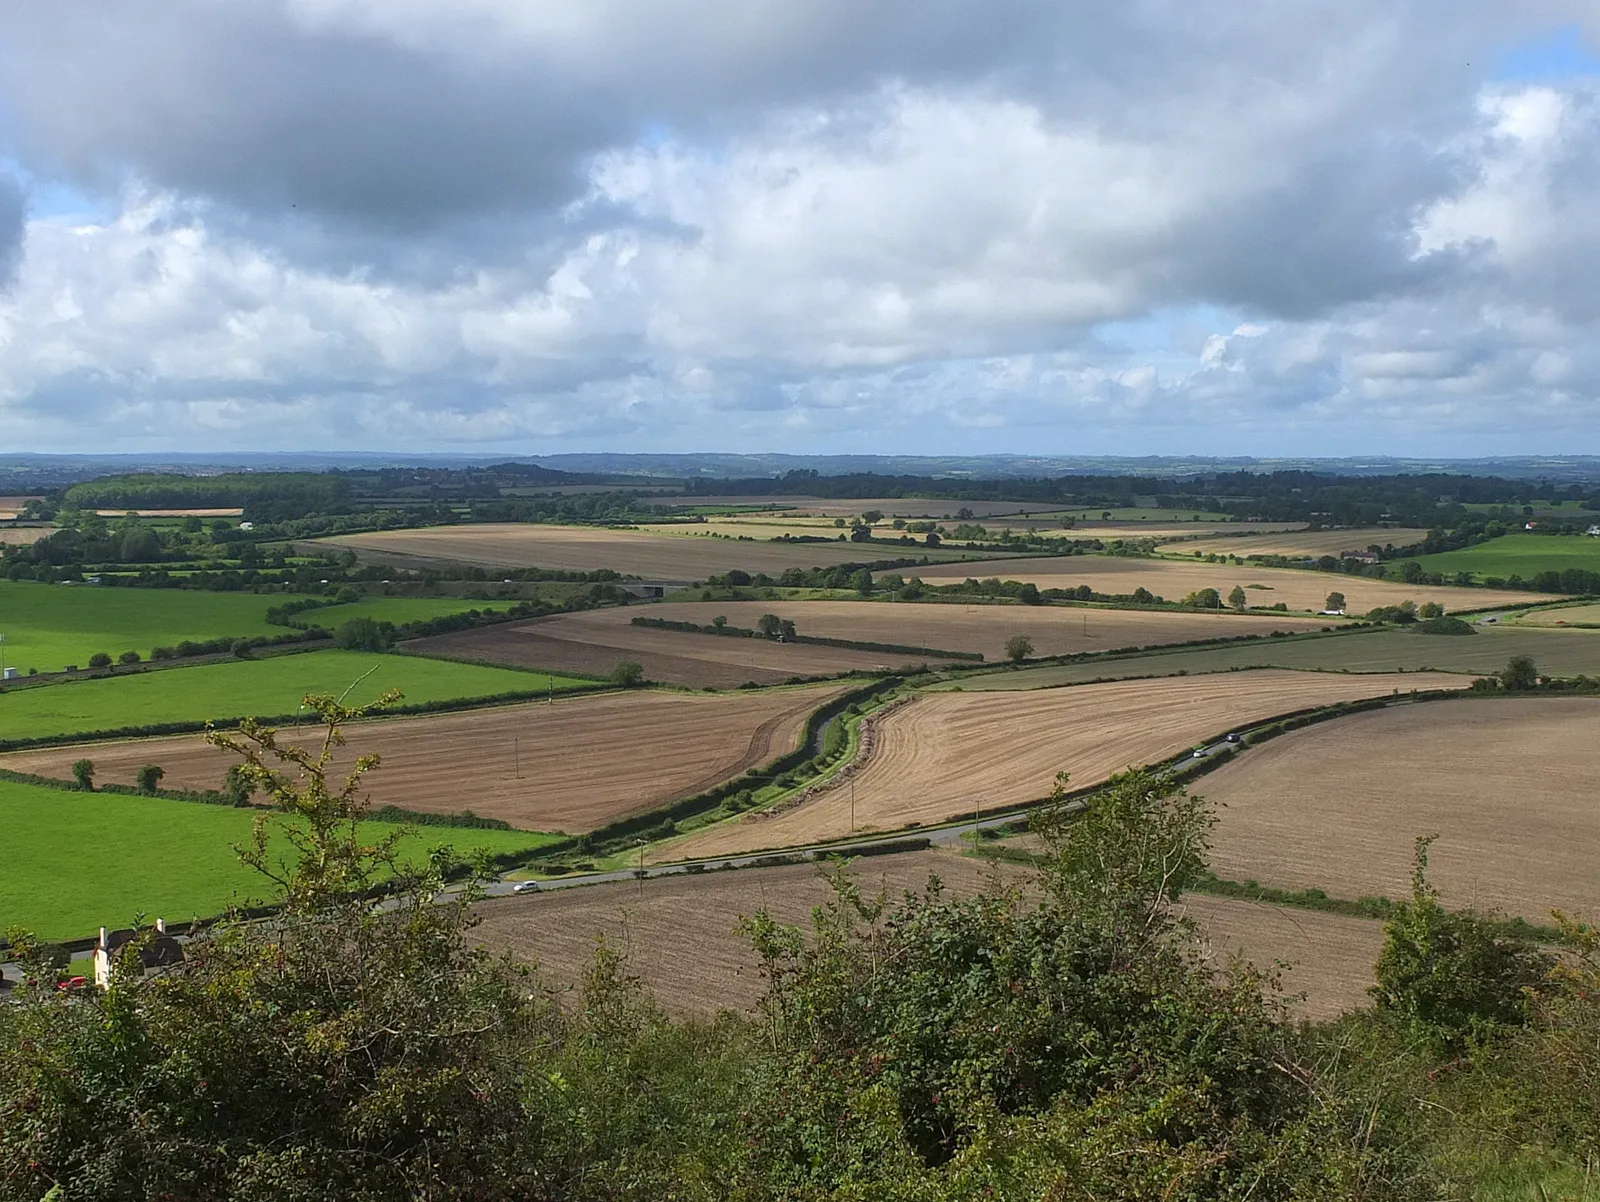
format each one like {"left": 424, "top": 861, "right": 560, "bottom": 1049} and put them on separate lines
{"left": 933, "top": 626, "right": 1600, "bottom": 691}
{"left": 1509, "top": 602, "right": 1600, "bottom": 628}
{"left": 1402, "top": 533, "right": 1600, "bottom": 580}
{"left": 0, "top": 778, "right": 559, "bottom": 940}
{"left": 0, "top": 581, "right": 307, "bottom": 673}
{"left": 0, "top": 650, "right": 593, "bottom": 742}
{"left": 309, "top": 596, "right": 524, "bottom": 627}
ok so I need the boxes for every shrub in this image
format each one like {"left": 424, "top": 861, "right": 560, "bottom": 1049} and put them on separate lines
{"left": 136, "top": 764, "right": 166, "bottom": 793}
{"left": 118, "top": 650, "right": 142, "bottom": 665}
{"left": 71, "top": 759, "right": 94, "bottom": 790}
{"left": 88, "top": 652, "right": 113, "bottom": 669}
{"left": 609, "top": 660, "right": 645, "bottom": 687}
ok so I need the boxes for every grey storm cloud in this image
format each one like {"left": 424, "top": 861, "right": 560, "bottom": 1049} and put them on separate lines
{"left": 0, "top": 0, "right": 1597, "bottom": 453}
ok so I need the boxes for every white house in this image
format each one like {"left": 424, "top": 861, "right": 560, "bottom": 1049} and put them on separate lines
{"left": 92, "top": 919, "right": 184, "bottom": 989}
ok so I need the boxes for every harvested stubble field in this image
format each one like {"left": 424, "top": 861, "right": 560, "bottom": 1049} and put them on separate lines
{"left": 666, "top": 669, "right": 1472, "bottom": 859}
{"left": 993, "top": 520, "right": 1308, "bottom": 539}
{"left": 408, "top": 611, "right": 922, "bottom": 688}
{"left": 567, "top": 600, "right": 1331, "bottom": 662}
{"left": 942, "top": 625, "right": 1600, "bottom": 691}
{"left": 656, "top": 496, "right": 1046, "bottom": 518}
{"left": 2, "top": 685, "right": 847, "bottom": 833}
{"left": 1157, "top": 527, "right": 1433, "bottom": 558}
{"left": 317, "top": 523, "right": 988, "bottom": 578}
{"left": 1508, "top": 602, "right": 1600, "bottom": 628}
{"left": 0, "top": 524, "right": 53, "bottom": 545}
{"left": 915, "top": 554, "right": 1538, "bottom": 614}
{"left": 475, "top": 849, "right": 1382, "bottom": 1019}
{"left": 1202, "top": 697, "right": 1600, "bottom": 923}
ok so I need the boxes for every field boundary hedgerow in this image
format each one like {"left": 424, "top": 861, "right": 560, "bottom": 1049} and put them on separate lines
{"left": 629, "top": 614, "right": 986, "bottom": 661}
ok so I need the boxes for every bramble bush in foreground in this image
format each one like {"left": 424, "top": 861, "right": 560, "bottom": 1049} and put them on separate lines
{"left": 2, "top": 707, "right": 1596, "bottom": 1198}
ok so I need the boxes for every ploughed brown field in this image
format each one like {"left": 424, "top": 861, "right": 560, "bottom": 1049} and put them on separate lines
{"left": 915, "top": 555, "right": 1537, "bottom": 614}
{"left": 573, "top": 599, "right": 1333, "bottom": 661}
{"left": 666, "top": 670, "right": 1474, "bottom": 859}
{"left": 0, "top": 685, "right": 847, "bottom": 834}
{"left": 1202, "top": 697, "right": 1600, "bottom": 923}
{"left": 1158, "top": 527, "right": 1433, "bottom": 558}
{"left": 408, "top": 612, "right": 935, "bottom": 689}
{"left": 316, "top": 523, "right": 988, "bottom": 578}
{"left": 475, "top": 849, "right": 1383, "bottom": 1020}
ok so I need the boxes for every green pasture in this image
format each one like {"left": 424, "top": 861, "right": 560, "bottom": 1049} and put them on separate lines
{"left": 1509, "top": 601, "right": 1600, "bottom": 628}
{"left": 0, "top": 777, "right": 559, "bottom": 940}
{"left": 0, "top": 650, "right": 592, "bottom": 743}
{"left": 1401, "top": 533, "right": 1600, "bottom": 580}
{"left": 0, "top": 581, "right": 302, "bottom": 673}
{"left": 306, "top": 595, "right": 518, "bottom": 627}
{"left": 933, "top": 626, "right": 1600, "bottom": 691}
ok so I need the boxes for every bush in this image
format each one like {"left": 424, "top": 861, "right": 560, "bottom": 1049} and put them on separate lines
{"left": 609, "top": 660, "right": 645, "bottom": 687}
{"left": 71, "top": 758, "right": 94, "bottom": 790}
{"left": 334, "top": 616, "right": 395, "bottom": 652}
{"left": 87, "top": 652, "right": 112, "bottom": 669}
{"left": 1414, "top": 616, "right": 1476, "bottom": 635}
{"left": 136, "top": 764, "right": 166, "bottom": 793}
{"left": 118, "top": 650, "right": 142, "bottom": 665}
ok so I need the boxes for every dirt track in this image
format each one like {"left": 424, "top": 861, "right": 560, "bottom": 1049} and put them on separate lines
{"left": 1202, "top": 696, "right": 1600, "bottom": 922}
{"left": 666, "top": 670, "right": 1474, "bottom": 858}
{"left": 0, "top": 685, "right": 848, "bottom": 834}
{"left": 475, "top": 849, "right": 1383, "bottom": 1020}
{"left": 916, "top": 555, "right": 1536, "bottom": 614}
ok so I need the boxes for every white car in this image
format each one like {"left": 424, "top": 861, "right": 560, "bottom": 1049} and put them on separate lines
{"left": 511, "top": 880, "right": 541, "bottom": 894}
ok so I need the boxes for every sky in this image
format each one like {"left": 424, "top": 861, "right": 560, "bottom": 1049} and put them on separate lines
{"left": 0, "top": 3, "right": 1598, "bottom": 458}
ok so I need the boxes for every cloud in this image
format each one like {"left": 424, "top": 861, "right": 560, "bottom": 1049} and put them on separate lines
{"left": 0, "top": 2, "right": 1597, "bottom": 453}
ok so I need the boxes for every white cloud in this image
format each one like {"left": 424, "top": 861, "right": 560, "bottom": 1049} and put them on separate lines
{"left": 0, "top": 3, "right": 1597, "bottom": 452}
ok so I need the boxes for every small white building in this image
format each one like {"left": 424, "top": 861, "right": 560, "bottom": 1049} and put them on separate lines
{"left": 92, "top": 919, "right": 184, "bottom": 989}
{"left": 1588, "top": 525, "right": 1600, "bottom": 537}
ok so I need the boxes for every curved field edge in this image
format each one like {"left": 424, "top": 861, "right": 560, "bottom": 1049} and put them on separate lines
{"left": 658, "top": 670, "right": 1479, "bottom": 861}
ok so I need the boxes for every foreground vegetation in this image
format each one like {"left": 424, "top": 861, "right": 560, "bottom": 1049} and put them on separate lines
{"left": 0, "top": 650, "right": 593, "bottom": 745}
{"left": 2, "top": 698, "right": 1596, "bottom": 1198}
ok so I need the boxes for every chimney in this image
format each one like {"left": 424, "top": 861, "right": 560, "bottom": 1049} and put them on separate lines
{"left": 99, "top": 926, "right": 108, "bottom": 950}
{"left": 155, "top": 918, "right": 165, "bottom": 934}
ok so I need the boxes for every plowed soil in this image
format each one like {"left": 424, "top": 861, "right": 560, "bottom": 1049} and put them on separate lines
{"left": 317, "top": 523, "right": 984, "bottom": 578}
{"left": 555, "top": 600, "right": 1331, "bottom": 662}
{"left": 667, "top": 670, "right": 1474, "bottom": 858}
{"left": 916, "top": 555, "right": 1537, "bottom": 614}
{"left": 1202, "top": 697, "right": 1600, "bottom": 922}
{"left": 409, "top": 615, "right": 925, "bottom": 688}
{"left": 474, "top": 849, "right": 1383, "bottom": 1019}
{"left": 0, "top": 685, "right": 847, "bottom": 834}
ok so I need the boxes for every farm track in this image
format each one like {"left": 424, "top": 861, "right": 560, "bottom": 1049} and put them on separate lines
{"left": 0, "top": 684, "right": 851, "bottom": 834}
{"left": 666, "top": 669, "right": 1476, "bottom": 859}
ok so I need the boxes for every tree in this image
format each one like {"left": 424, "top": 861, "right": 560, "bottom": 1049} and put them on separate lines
{"left": 221, "top": 763, "right": 258, "bottom": 806}
{"left": 1185, "top": 587, "right": 1222, "bottom": 609}
{"left": 850, "top": 568, "right": 873, "bottom": 595}
{"left": 859, "top": 510, "right": 884, "bottom": 525}
{"left": 757, "top": 613, "right": 783, "bottom": 637}
{"left": 924, "top": 531, "right": 940, "bottom": 547}
{"left": 1228, "top": 584, "right": 1248, "bottom": 610}
{"left": 71, "top": 758, "right": 94, "bottom": 790}
{"left": 1004, "top": 634, "right": 1034, "bottom": 663}
{"left": 118, "top": 650, "right": 142, "bottom": 665}
{"left": 335, "top": 617, "right": 394, "bottom": 652}
{"left": 610, "top": 660, "right": 645, "bottom": 687}
{"left": 136, "top": 764, "right": 165, "bottom": 793}
{"left": 1372, "top": 836, "right": 1551, "bottom": 1050}
{"left": 1324, "top": 590, "right": 1346, "bottom": 613}
{"left": 1418, "top": 601, "right": 1444, "bottom": 619}
{"left": 710, "top": 615, "right": 728, "bottom": 632}
{"left": 88, "top": 652, "right": 113, "bottom": 669}
{"left": 1500, "top": 655, "right": 1539, "bottom": 691}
